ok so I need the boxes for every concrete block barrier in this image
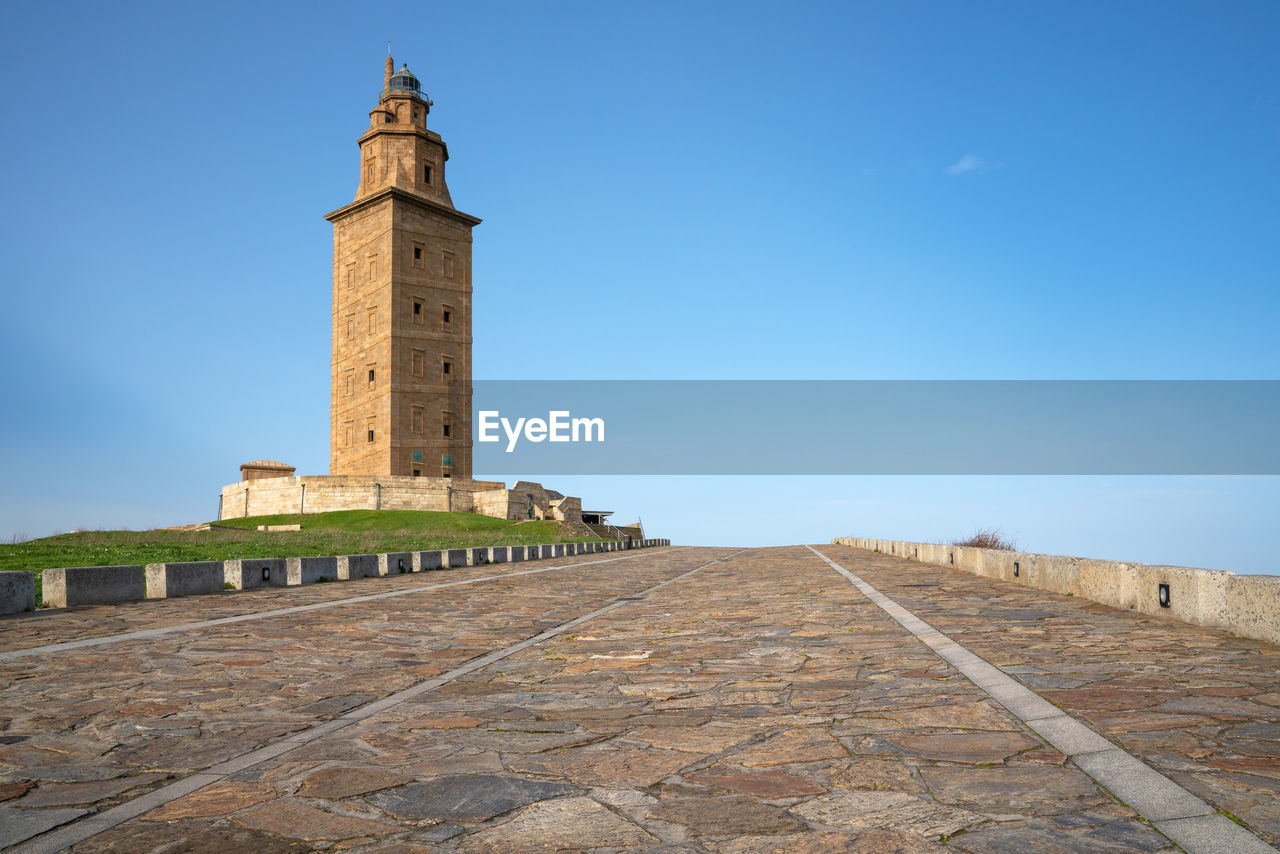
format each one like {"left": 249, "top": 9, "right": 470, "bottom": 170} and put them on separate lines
{"left": 224, "top": 559, "right": 288, "bottom": 590}
{"left": 19, "top": 536, "right": 666, "bottom": 616}
{"left": 379, "top": 552, "right": 413, "bottom": 576}
{"left": 337, "top": 554, "right": 379, "bottom": 580}
{"left": 42, "top": 565, "right": 145, "bottom": 608}
{"left": 146, "top": 561, "right": 226, "bottom": 599}
{"left": 833, "top": 536, "right": 1280, "bottom": 647}
{"left": 0, "top": 571, "right": 35, "bottom": 614}
{"left": 287, "top": 556, "right": 338, "bottom": 585}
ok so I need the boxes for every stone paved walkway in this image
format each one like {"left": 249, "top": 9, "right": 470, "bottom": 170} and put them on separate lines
{"left": 0, "top": 545, "right": 1277, "bottom": 852}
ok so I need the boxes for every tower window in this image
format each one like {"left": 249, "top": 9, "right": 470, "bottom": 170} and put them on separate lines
{"left": 443, "top": 423, "right": 451, "bottom": 438}
{"left": 424, "top": 165, "right": 432, "bottom": 184}
{"left": 443, "top": 455, "right": 453, "bottom": 467}
{"left": 368, "top": 369, "right": 375, "bottom": 383}
{"left": 367, "top": 429, "right": 375, "bottom": 443}
{"left": 413, "top": 247, "right": 421, "bottom": 260}
{"left": 411, "top": 406, "right": 424, "bottom": 432}
{"left": 443, "top": 360, "right": 452, "bottom": 379}
{"left": 412, "top": 242, "right": 425, "bottom": 269}
{"left": 442, "top": 309, "right": 451, "bottom": 325}
{"left": 411, "top": 348, "right": 424, "bottom": 377}
{"left": 413, "top": 300, "right": 424, "bottom": 323}
{"left": 412, "top": 469, "right": 421, "bottom": 477}
{"left": 442, "top": 251, "right": 454, "bottom": 278}
{"left": 412, "top": 450, "right": 423, "bottom": 462}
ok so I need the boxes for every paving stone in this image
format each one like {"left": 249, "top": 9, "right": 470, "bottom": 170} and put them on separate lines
{"left": 723, "top": 728, "right": 847, "bottom": 767}
{"left": 16, "top": 773, "right": 166, "bottom": 808}
{"left": 0, "top": 806, "right": 91, "bottom": 849}
{"left": 141, "top": 781, "right": 277, "bottom": 820}
{"left": 625, "top": 724, "right": 755, "bottom": 753}
{"left": 918, "top": 765, "right": 1105, "bottom": 814}
{"left": 685, "top": 767, "right": 826, "bottom": 798}
{"left": 232, "top": 800, "right": 398, "bottom": 840}
{"left": 879, "top": 731, "right": 1041, "bottom": 763}
{"left": 825, "top": 758, "right": 925, "bottom": 792}
{"left": 367, "top": 774, "right": 578, "bottom": 821}
{"left": 296, "top": 766, "right": 411, "bottom": 799}
{"left": 645, "top": 793, "right": 808, "bottom": 835}
{"left": 458, "top": 796, "right": 654, "bottom": 851}
{"left": 886, "top": 700, "right": 1018, "bottom": 731}
{"left": 68, "top": 817, "right": 307, "bottom": 854}
{"left": 709, "top": 829, "right": 942, "bottom": 853}
{"left": 0, "top": 781, "right": 33, "bottom": 801}
{"left": 508, "top": 743, "right": 693, "bottom": 786}
{"left": 792, "top": 790, "right": 986, "bottom": 840}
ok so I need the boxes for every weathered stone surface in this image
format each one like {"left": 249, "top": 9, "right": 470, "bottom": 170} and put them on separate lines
{"left": 686, "top": 768, "right": 826, "bottom": 798}
{"left": 625, "top": 724, "right": 754, "bottom": 753}
{"left": 296, "top": 766, "right": 411, "bottom": 799}
{"left": 16, "top": 773, "right": 164, "bottom": 807}
{"left": 646, "top": 793, "right": 807, "bottom": 835}
{"left": 879, "top": 732, "right": 1040, "bottom": 764}
{"left": 886, "top": 700, "right": 1017, "bottom": 731}
{"left": 0, "top": 781, "right": 33, "bottom": 802}
{"left": 509, "top": 744, "right": 693, "bottom": 787}
{"left": 0, "top": 806, "right": 90, "bottom": 849}
{"left": 724, "top": 728, "right": 847, "bottom": 767}
{"left": 459, "top": 796, "right": 654, "bottom": 852}
{"left": 919, "top": 766, "right": 1105, "bottom": 814}
{"left": 232, "top": 800, "right": 397, "bottom": 840}
{"left": 367, "top": 775, "right": 578, "bottom": 822}
{"left": 142, "top": 781, "right": 277, "bottom": 820}
{"left": 826, "top": 758, "right": 924, "bottom": 792}
{"left": 794, "top": 790, "right": 985, "bottom": 840}
{"left": 711, "top": 829, "right": 942, "bottom": 853}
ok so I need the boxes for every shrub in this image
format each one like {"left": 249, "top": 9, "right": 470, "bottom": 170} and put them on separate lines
{"left": 951, "top": 528, "right": 1017, "bottom": 551}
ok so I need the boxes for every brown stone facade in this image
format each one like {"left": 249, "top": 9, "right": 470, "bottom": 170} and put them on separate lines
{"left": 324, "top": 58, "right": 478, "bottom": 480}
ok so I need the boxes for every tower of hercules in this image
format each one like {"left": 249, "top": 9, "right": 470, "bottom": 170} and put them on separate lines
{"left": 325, "top": 55, "right": 478, "bottom": 480}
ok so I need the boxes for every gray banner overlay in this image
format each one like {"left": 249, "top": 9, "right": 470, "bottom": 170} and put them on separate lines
{"left": 471, "top": 381, "right": 1280, "bottom": 474}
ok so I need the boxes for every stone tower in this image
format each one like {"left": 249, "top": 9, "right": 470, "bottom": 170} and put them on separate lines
{"left": 325, "top": 56, "right": 479, "bottom": 479}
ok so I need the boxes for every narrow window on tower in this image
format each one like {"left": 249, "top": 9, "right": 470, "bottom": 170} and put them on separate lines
{"left": 441, "top": 305, "right": 453, "bottom": 330}
{"left": 411, "top": 348, "right": 424, "bottom": 377}
{"left": 442, "top": 454, "right": 453, "bottom": 478}
{"left": 424, "top": 165, "right": 432, "bottom": 185}
{"left": 366, "top": 164, "right": 374, "bottom": 185}
{"left": 343, "top": 371, "right": 354, "bottom": 397}
{"left": 366, "top": 418, "right": 376, "bottom": 443}
{"left": 443, "top": 409, "right": 454, "bottom": 439}
{"left": 412, "top": 299, "right": 424, "bottom": 324}
{"left": 368, "top": 368, "right": 375, "bottom": 385}
{"left": 441, "top": 250, "right": 455, "bottom": 278}
{"left": 443, "top": 359, "right": 453, "bottom": 382}
{"left": 412, "top": 242, "right": 425, "bottom": 269}
{"left": 411, "top": 406, "right": 424, "bottom": 433}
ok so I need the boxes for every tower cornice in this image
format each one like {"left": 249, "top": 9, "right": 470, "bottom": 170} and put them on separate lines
{"left": 324, "top": 186, "right": 482, "bottom": 227}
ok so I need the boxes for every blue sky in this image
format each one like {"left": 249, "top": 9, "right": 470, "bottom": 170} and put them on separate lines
{"left": 1, "top": 2, "right": 1277, "bottom": 571}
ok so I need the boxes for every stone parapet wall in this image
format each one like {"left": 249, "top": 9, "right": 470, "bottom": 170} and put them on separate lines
{"left": 832, "top": 536, "right": 1280, "bottom": 647}
{"left": 218, "top": 475, "right": 579, "bottom": 523}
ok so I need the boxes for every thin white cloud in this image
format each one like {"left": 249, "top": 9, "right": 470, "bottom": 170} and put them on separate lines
{"left": 948, "top": 154, "right": 999, "bottom": 175}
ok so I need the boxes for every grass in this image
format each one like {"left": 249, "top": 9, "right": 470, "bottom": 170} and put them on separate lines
{"left": 1, "top": 510, "right": 603, "bottom": 604}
